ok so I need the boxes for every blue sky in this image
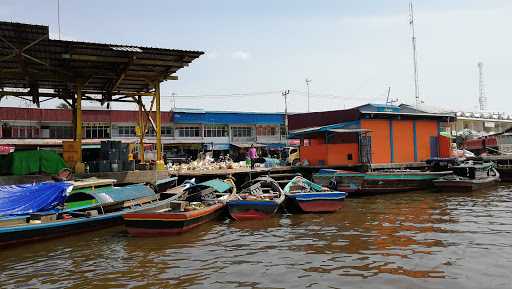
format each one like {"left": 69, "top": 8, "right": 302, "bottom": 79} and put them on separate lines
{"left": 1, "top": 0, "right": 511, "bottom": 113}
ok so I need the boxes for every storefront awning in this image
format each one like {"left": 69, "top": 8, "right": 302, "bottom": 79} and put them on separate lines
{"left": 230, "top": 143, "right": 266, "bottom": 148}
{"left": 204, "top": 143, "right": 231, "bottom": 150}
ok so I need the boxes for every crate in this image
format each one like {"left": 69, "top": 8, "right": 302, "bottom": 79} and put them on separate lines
{"left": 111, "top": 160, "right": 120, "bottom": 172}
{"left": 98, "top": 160, "right": 111, "bottom": 172}
{"left": 30, "top": 213, "right": 57, "bottom": 223}
{"left": 63, "top": 151, "right": 80, "bottom": 162}
{"left": 63, "top": 141, "right": 80, "bottom": 152}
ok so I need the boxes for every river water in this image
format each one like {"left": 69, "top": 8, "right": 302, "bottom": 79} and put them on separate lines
{"left": 2, "top": 186, "right": 512, "bottom": 289}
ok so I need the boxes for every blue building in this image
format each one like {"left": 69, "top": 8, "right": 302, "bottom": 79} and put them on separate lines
{"left": 169, "top": 109, "right": 286, "bottom": 160}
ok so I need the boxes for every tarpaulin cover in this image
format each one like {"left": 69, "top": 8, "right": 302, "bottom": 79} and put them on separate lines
{"left": 0, "top": 182, "right": 73, "bottom": 216}
{"left": 9, "top": 150, "right": 67, "bottom": 176}
{"left": 39, "top": 150, "right": 68, "bottom": 175}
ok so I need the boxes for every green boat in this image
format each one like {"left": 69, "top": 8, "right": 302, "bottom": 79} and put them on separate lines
{"left": 313, "top": 169, "right": 452, "bottom": 195}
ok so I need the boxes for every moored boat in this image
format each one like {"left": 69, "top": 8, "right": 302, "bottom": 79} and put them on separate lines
{"left": 123, "top": 179, "right": 236, "bottom": 236}
{"left": 283, "top": 176, "right": 347, "bottom": 213}
{"left": 227, "top": 177, "right": 285, "bottom": 221}
{"left": 0, "top": 183, "right": 159, "bottom": 247}
{"left": 433, "top": 161, "right": 499, "bottom": 192}
{"left": 313, "top": 169, "right": 452, "bottom": 195}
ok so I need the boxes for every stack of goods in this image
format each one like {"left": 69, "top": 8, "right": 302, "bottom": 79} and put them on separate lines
{"left": 88, "top": 141, "right": 134, "bottom": 173}
{"left": 169, "top": 160, "right": 248, "bottom": 172}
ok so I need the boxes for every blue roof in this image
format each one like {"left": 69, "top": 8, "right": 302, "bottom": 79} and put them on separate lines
{"left": 173, "top": 111, "right": 284, "bottom": 125}
{"left": 358, "top": 103, "right": 400, "bottom": 113}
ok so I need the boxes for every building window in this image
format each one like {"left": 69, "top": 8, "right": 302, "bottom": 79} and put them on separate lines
{"left": 256, "top": 126, "right": 277, "bottom": 136}
{"left": 162, "top": 126, "right": 174, "bottom": 137}
{"left": 146, "top": 127, "right": 156, "bottom": 137}
{"left": 11, "top": 126, "right": 40, "bottom": 138}
{"left": 118, "top": 126, "right": 136, "bottom": 137}
{"left": 204, "top": 125, "right": 228, "bottom": 137}
{"left": 231, "top": 127, "right": 253, "bottom": 137}
{"left": 49, "top": 126, "right": 73, "bottom": 139}
{"left": 83, "top": 123, "right": 110, "bottom": 139}
{"left": 177, "top": 127, "right": 201, "bottom": 137}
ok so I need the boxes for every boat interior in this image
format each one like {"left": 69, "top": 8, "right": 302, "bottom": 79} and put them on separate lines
{"left": 238, "top": 178, "right": 282, "bottom": 201}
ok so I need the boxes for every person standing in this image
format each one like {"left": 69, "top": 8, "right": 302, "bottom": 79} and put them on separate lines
{"left": 248, "top": 144, "right": 258, "bottom": 170}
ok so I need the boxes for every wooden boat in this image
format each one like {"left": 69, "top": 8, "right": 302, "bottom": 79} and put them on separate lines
{"left": 433, "top": 161, "right": 500, "bottom": 192}
{"left": 283, "top": 176, "right": 347, "bottom": 213}
{"left": 227, "top": 177, "right": 285, "bottom": 221}
{"left": 0, "top": 183, "right": 159, "bottom": 247}
{"left": 123, "top": 179, "right": 236, "bottom": 236}
{"left": 313, "top": 169, "right": 452, "bottom": 195}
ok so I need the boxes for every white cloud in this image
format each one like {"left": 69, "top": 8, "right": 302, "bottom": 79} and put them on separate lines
{"left": 231, "top": 50, "right": 251, "bottom": 60}
{"left": 206, "top": 51, "right": 219, "bottom": 59}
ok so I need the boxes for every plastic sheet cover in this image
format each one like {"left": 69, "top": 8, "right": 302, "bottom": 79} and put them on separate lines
{"left": 0, "top": 182, "right": 73, "bottom": 216}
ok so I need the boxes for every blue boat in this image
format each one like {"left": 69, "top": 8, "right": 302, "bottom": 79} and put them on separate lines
{"left": 227, "top": 177, "right": 285, "bottom": 221}
{"left": 0, "top": 183, "right": 159, "bottom": 247}
{"left": 283, "top": 176, "right": 347, "bottom": 213}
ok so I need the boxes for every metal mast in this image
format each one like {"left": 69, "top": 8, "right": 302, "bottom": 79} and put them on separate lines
{"left": 478, "top": 62, "right": 487, "bottom": 111}
{"left": 282, "top": 89, "right": 290, "bottom": 142}
{"left": 305, "top": 78, "right": 312, "bottom": 112}
{"left": 409, "top": 1, "right": 420, "bottom": 107}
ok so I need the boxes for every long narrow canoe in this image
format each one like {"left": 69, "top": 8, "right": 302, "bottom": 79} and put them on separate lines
{"left": 0, "top": 183, "right": 158, "bottom": 247}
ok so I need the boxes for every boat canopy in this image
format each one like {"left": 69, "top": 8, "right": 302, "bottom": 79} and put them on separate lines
{"left": 0, "top": 182, "right": 73, "bottom": 216}
{"left": 196, "top": 179, "right": 232, "bottom": 193}
{"left": 64, "top": 184, "right": 155, "bottom": 209}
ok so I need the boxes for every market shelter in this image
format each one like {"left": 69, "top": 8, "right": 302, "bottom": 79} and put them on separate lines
{"left": 288, "top": 104, "right": 455, "bottom": 166}
{"left": 0, "top": 21, "right": 203, "bottom": 170}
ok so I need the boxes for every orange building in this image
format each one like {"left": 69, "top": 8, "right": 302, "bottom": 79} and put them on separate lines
{"left": 288, "top": 104, "right": 455, "bottom": 166}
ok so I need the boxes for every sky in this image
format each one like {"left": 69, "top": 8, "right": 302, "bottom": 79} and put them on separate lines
{"left": 1, "top": 0, "right": 511, "bottom": 113}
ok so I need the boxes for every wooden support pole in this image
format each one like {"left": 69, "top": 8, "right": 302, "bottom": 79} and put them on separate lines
{"left": 74, "top": 83, "right": 83, "bottom": 162}
{"left": 155, "top": 81, "right": 162, "bottom": 164}
{"left": 138, "top": 96, "right": 145, "bottom": 164}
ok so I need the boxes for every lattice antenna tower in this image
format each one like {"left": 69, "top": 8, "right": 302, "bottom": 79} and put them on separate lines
{"left": 409, "top": 1, "right": 421, "bottom": 107}
{"left": 478, "top": 62, "right": 487, "bottom": 111}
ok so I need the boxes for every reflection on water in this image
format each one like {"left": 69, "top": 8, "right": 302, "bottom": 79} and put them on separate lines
{"left": 2, "top": 186, "right": 512, "bottom": 288}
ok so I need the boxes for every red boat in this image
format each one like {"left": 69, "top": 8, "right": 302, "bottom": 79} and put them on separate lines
{"left": 123, "top": 179, "right": 235, "bottom": 237}
{"left": 283, "top": 176, "right": 347, "bottom": 213}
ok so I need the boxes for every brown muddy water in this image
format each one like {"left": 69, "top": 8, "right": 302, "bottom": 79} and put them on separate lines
{"left": 2, "top": 186, "right": 512, "bottom": 289}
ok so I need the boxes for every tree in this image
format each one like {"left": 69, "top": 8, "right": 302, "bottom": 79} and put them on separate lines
{"left": 56, "top": 102, "right": 70, "bottom": 109}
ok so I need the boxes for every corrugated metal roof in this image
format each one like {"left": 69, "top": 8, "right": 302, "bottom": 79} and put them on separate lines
{"left": 0, "top": 21, "right": 203, "bottom": 98}
{"left": 173, "top": 111, "right": 284, "bottom": 125}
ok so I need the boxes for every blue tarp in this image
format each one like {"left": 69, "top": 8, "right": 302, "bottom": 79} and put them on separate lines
{"left": 0, "top": 182, "right": 73, "bottom": 216}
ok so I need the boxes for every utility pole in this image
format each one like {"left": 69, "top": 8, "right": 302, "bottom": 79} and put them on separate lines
{"left": 409, "top": 1, "right": 420, "bottom": 107}
{"left": 386, "top": 86, "right": 391, "bottom": 105}
{"left": 171, "top": 92, "right": 176, "bottom": 111}
{"left": 305, "top": 78, "right": 312, "bottom": 112}
{"left": 57, "top": 0, "right": 61, "bottom": 40}
{"left": 282, "top": 89, "right": 290, "bottom": 143}
{"left": 478, "top": 62, "right": 487, "bottom": 111}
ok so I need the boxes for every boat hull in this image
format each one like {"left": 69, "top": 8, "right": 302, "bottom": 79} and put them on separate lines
{"left": 433, "top": 176, "right": 499, "bottom": 192}
{"left": 285, "top": 192, "right": 345, "bottom": 213}
{"left": 227, "top": 200, "right": 280, "bottom": 221}
{"left": 0, "top": 212, "right": 123, "bottom": 247}
{"left": 313, "top": 171, "right": 449, "bottom": 195}
{"left": 123, "top": 203, "right": 225, "bottom": 237}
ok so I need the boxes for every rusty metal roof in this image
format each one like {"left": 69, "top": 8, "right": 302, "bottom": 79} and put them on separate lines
{"left": 0, "top": 21, "right": 203, "bottom": 101}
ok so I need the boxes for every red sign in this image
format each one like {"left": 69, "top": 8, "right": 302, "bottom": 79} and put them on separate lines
{"left": 0, "top": 145, "right": 14, "bottom": 155}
